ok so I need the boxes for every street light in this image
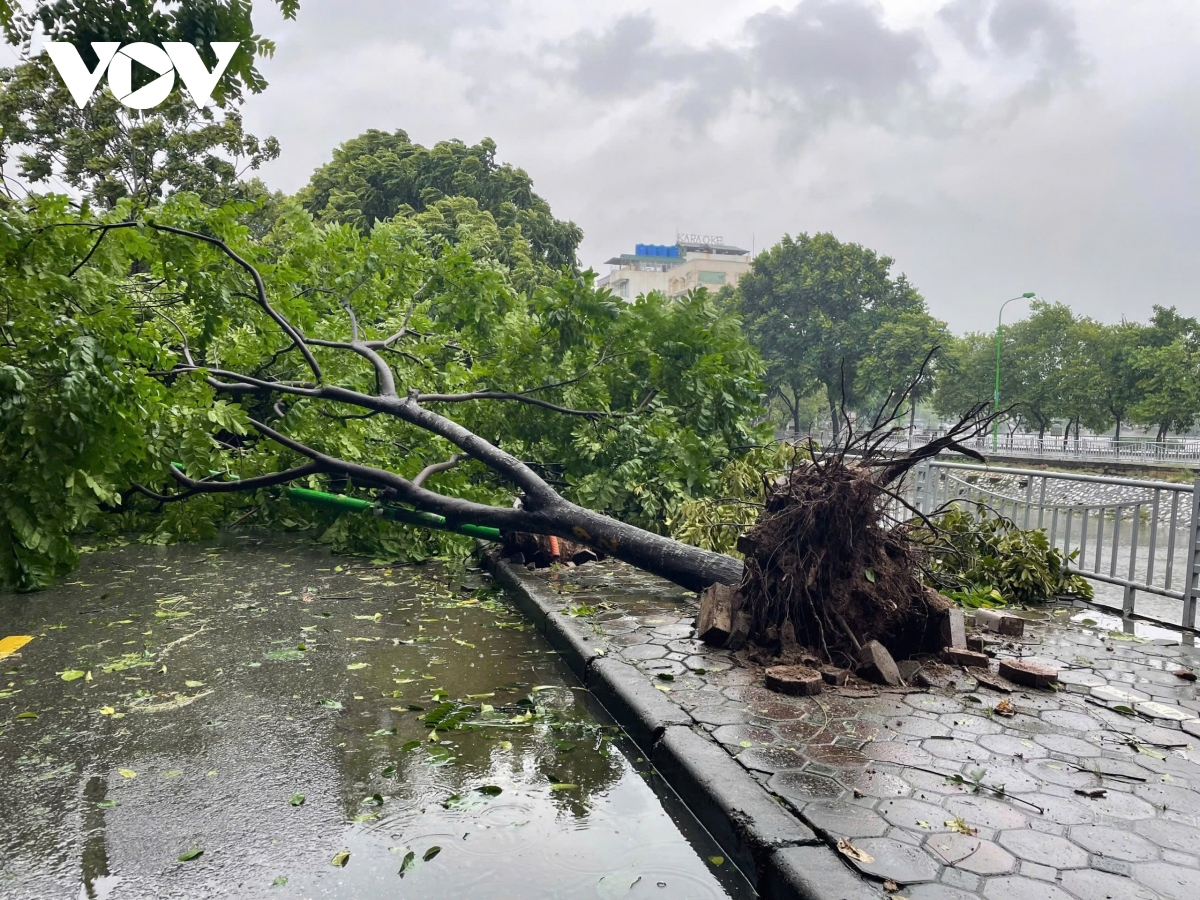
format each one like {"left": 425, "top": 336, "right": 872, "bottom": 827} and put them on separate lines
{"left": 993, "top": 292, "right": 1037, "bottom": 452}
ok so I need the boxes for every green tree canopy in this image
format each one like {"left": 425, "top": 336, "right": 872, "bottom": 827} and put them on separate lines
{"left": 297, "top": 129, "right": 583, "bottom": 276}
{"left": 737, "top": 232, "right": 939, "bottom": 435}
{"left": 0, "top": 191, "right": 765, "bottom": 590}
{"left": 0, "top": 1, "right": 296, "bottom": 207}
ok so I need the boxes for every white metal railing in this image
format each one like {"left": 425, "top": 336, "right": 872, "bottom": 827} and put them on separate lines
{"left": 901, "top": 460, "right": 1200, "bottom": 630}
{"left": 798, "top": 430, "right": 1200, "bottom": 465}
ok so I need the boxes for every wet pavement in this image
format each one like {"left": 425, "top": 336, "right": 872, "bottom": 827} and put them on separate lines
{"left": 0, "top": 537, "right": 750, "bottom": 900}
{"left": 535, "top": 559, "right": 1200, "bottom": 900}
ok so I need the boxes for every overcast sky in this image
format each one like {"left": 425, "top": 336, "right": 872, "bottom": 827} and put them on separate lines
{"left": 13, "top": 1, "right": 1200, "bottom": 332}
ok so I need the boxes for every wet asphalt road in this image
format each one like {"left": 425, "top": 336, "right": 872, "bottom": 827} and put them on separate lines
{"left": 0, "top": 535, "right": 749, "bottom": 899}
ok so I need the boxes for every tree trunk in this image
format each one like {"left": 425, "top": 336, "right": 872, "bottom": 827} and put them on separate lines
{"left": 827, "top": 392, "right": 841, "bottom": 442}
{"left": 535, "top": 502, "right": 743, "bottom": 592}
{"left": 1114, "top": 415, "right": 1122, "bottom": 445}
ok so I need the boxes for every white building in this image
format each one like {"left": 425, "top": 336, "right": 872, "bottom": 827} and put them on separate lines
{"left": 598, "top": 235, "right": 751, "bottom": 301}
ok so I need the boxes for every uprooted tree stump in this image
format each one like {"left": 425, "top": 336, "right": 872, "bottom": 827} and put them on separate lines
{"left": 697, "top": 382, "right": 998, "bottom": 681}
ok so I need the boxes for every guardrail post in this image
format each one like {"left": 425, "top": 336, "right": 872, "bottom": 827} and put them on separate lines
{"left": 1183, "top": 478, "right": 1200, "bottom": 631}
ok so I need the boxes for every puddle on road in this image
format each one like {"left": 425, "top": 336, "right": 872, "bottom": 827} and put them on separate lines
{"left": 0, "top": 536, "right": 750, "bottom": 899}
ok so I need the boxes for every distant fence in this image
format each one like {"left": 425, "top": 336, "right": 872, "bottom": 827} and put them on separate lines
{"left": 802, "top": 430, "right": 1200, "bottom": 466}
{"left": 901, "top": 460, "right": 1200, "bottom": 630}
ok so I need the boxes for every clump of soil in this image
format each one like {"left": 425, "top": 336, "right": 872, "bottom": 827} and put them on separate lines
{"left": 736, "top": 458, "right": 950, "bottom": 670}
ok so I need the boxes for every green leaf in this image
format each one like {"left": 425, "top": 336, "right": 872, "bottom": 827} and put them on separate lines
{"left": 331, "top": 850, "right": 350, "bottom": 867}
{"left": 60, "top": 669, "right": 86, "bottom": 682}
{"left": 422, "top": 846, "right": 441, "bottom": 861}
{"left": 289, "top": 793, "right": 305, "bottom": 806}
{"left": 177, "top": 848, "right": 203, "bottom": 862}
{"left": 864, "top": 568, "right": 876, "bottom": 583}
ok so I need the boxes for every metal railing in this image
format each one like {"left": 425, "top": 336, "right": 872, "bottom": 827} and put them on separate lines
{"left": 903, "top": 460, "right": 1200, "bottom": 630}
{"left": 798, "top": 430, "right": 1200, "bottom": 465}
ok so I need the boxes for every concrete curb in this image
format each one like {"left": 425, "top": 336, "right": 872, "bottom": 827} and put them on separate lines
{"left": 482, "top": 553, "right": 883, "bottom": 899}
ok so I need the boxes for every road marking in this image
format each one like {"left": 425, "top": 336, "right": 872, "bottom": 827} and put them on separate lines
{"left": 0, "top": 636, "right": 33, "bottom": 659}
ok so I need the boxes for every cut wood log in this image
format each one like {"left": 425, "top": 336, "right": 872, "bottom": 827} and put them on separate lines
{"left": 820, "top": 665, "right": 851, "bottom": 686}
{"left": 765, "top": 665, "right": 824, "bottom": 696}
{"left": 697, "top": 583, "right": 735, "bottom": 646}
{"left": 941, "top": 647, "right": 990, "bottom": 669}
{"left": 857, "top": 640, "right": 903, "bottom": 686}
{"left": 725, "top": 609, "right": 752, "bottom": 651}
{"left": 998, "top": 658, "right": 1058, "bottom": 688}
{"left": 975, "top": 609, "right": 1025, "bottom": 637}
{"left": 941, "top": 608, "right": 967, "bottom": 650}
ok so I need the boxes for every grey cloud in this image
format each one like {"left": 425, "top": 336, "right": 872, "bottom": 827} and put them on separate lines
{"left": 554, "top": 1, "right": 931, "bottom": 129}
{"left": 939, "top": 0, "right": 1082, "bottom": 74}
{"left": 747, "top": 0, "right": 929, "bottom": 104}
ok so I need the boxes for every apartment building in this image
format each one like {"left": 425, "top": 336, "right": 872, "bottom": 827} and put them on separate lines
{"left": 598, "top": 234, "right": 751, "bottom": 300}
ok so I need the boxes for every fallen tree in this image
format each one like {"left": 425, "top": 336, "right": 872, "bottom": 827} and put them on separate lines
{"left": 19, "top": 210, "right": 993, "bottom": 669}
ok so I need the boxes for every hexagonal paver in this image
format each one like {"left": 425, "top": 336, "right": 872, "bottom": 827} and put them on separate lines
{"left": 838, "top": 767, "right": 912, "bottom": 799}
{"left": 618, "top": 642, "right": 667, "bottom": 661}
{"left": 978, "top": 734, "right": 1048, "bottom": 759}
{"left": 942, "top": 795, "right": 1031, "bottom": 831}
{"left": 768, "top": 769, "right": 843, "bottom": 805}
{"left": 1085, "top": 789, "right": 1158, "bottom": 821}
{"left": 690, "top": 704, "right": 749, "bottom": 727}
{"left": 803, "top": 744, "right": 868, "bottom": 769}
{"left": 803, "top": 799, "right": 889, "bottom": 837}
{"left": 904, "top": 886, "right": 979, "bottom": 900}
{"left": 982, "top": 875, "right": 1077, "bottom": 900}
{"left": 1092, "top": 685, "right": 1151, "bottom": 704}
{"left": 1134, "top": 782, "right": 1200, "bottom": 817}
{"left": 711, "top": 723, "right": 774, "bottom": 747}
{"left": 1133, "top": 861, "right": 1200, "bottom": 900}
{"left": 878, "top": 798, "right": 957, "bottom": 833}
{"left": 926, "top": 833, "right": 1016, "bottom": 875}
{"left": 848, "top": 837, "right": 940, "bottom": 884}
{"left": 1034, "top": 733, "right": 1101, "bottom": 757}
{"left": 1041, "top": 709, "right": 1105, "bottom": 732}
{"left": 907, "top": 694, "right": 965, "bottom": 714}
{"left": 747, "top": 700, "right": 806, "bottom": 720}
{"left": 925, "top": 737, "right": 992, "bottom": 764}
{"left": 1133, "top": 817, "right": 1200, "bottom": 853}
{"left": 1023, "top": 758, "right": 1099, "bottom": 789}
{"left": 1135, "top": 701, "right": 1194, "bottom": 722}
{"left": 997, "top": 830, "right": 1088, "bottom": 868}
{"left": 734, "top": 744, "right": 807, "bottom": 774}
{"left": 1070, "top": 825, "right": 1159, "bottom": 862}
{"left": 890, "top": 717, "right": 953, "bottom": 739}
{"left": 1060, "top": 869, "right": 1159, "bottom": 900}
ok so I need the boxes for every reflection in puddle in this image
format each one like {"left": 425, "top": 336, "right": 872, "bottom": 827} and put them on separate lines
{"left": 0, "top": 537, "right": 750, "bottom": 899}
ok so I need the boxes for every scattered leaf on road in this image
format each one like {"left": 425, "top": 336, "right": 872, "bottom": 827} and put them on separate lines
{"left": 331, "top": 850, "right": 350, "bottom": 867}
{"left": 289, "top": 793, "right": 305, "bottom": 806}
{"left": 837, "top": 838, "right": 874, "bottom": 864}
{"left": 117, "top": 769, "right": 137, "bottom": 779}
{"left": 177, "top": 848, "right": 203, "bottom": 862}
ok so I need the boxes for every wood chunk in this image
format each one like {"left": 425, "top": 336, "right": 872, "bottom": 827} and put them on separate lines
{"left": 998, "top": 658, "right": 1058, "bottom": 688}
{"left": 696, "top": 583, "right": 735, "bottom": 646}
{"left": 766, "top": 665, "right": 824, "bottom": 696}
{"left": 975, "top": 609, "right": 1025, "bottom": 637}
{"left": 725, "top": 609, "right": 751, "bottom": 651}
{"left": 975, "top": 673, "right": 1013, "bottom": 693}
{"left": 941, "top": 608, "right": 967, "bottom": 650}
{"left": 735, "top": 532, "right": 759, "bottom": 557}
{"left": 857, "top": 640, "right": 903, "bottom": 687}
{"left": 941, "top": 647, "right": 991, "bottom": 669}
{"left": 1174, "top": 668, "right": 1197, "bottom": 682}
{"left": 820, "top": 665, "right": 850, "bottom": 686}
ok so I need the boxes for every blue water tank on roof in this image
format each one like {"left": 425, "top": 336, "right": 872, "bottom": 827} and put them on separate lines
{"left": 635, "top": 243, "right": 646, "bottom": 256}
{"left": 656, "top": 245, "right": 667, "bottom": 256}
{"left": 669, "top": 246, "right": 679, "bottom": 257}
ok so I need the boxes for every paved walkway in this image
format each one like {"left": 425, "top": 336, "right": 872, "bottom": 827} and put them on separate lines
{"left": 535, "top": 560, "right": 1200, "bottom": 900}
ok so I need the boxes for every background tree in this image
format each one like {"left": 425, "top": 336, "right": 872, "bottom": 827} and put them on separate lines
{"left": 738, "top": 232, "right": 937, "bottom": 437}
{"left": 855, "top": 310, "right": 950, "bottom": 434}
{"left": 1131, "top": 307, "right": 1200, "bottom": 441}
{"left": 0, "top": 0, "right": 297, "bottom": 207}
{"left": 298, "top": 129, "right": 582, "bottom": 276}
{"left": 0, "top": 192, "right": 766, "bottom": 590}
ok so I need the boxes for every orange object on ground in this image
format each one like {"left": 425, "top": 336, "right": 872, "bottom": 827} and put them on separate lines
{"left": 548, "top": 535, "right": 561, "bottom": 558}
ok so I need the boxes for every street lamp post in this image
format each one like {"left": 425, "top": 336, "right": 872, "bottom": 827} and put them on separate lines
{"left": 993, "top": 292, "right": 1037, "bottom": 453}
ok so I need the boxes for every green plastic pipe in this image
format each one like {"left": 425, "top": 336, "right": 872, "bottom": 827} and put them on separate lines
{"left": 286, "top": 486, "right": 502, "bottom": 541}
